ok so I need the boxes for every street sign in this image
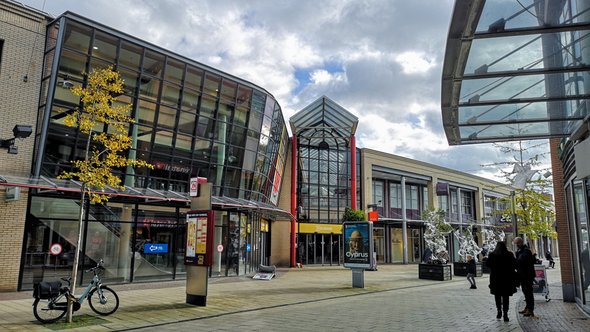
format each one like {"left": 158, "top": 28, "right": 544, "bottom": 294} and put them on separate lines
{"left": 144, "top": 243, "right": 168, "bottom": 254}
{"left": 49, "top": 243, "right": 62, "bottom": 256}
{"left": 189, "top": 177, "right": 207, "bottom": 197}
{"left": 217, "top": 244, "right": 224, "bottom": 252}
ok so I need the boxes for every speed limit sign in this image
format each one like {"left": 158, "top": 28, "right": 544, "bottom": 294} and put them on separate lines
{"left": 49, "top": 243, "right": 63, "bottom": 256}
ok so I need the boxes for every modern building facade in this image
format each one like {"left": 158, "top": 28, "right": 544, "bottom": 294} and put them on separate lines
{"left": 441, "top": 0, "right": 590, "bottom": 314}
{"left": 1, "top": 0, "right": 552, "bottom": 296}
{"left": 0, "top": 1, "right": 292, "bottom": 291}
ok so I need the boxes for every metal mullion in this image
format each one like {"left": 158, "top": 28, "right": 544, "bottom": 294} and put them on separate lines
{"left": 473, "top": 22, "right": 590, "bottom": 40}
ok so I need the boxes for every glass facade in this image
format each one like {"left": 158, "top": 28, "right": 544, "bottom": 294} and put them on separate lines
{"left": 20, "top": 13, "right": 288, "bottom": 289}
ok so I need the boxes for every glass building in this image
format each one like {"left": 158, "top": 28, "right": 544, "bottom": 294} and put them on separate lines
{"left": 16, "top": 11, "right": 291, "bottom": 290}
{"left": 442, "top": 0, "right": 590, "bottom": 314}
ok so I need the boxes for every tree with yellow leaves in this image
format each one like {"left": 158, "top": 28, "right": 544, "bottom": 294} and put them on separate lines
{"left": 58, "top": 66, "right": 152, "bottom": 322}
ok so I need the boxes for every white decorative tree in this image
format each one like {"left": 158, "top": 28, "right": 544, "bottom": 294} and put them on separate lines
{"left": 423, "top": 209, "right": 453, "bottom": 264}
{"left": 454, "top": 226, "right": 482, "bottom": 262}
{"left": 482, "top": 228, "right": 505, "bottom": 256}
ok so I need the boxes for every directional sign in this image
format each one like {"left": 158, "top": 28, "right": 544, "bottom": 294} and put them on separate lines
{"left": 144, "top": 243, "right": 168, "bottom": 254}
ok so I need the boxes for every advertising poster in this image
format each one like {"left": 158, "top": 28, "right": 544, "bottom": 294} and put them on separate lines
{"left": 185, "top": 211, "right": 214, "bottom": 266}
{"left": 186, "top": 216, "right": 197, "bottom": 258}
{"left": 343, "top": 222, "right": 373, "bottom": 269}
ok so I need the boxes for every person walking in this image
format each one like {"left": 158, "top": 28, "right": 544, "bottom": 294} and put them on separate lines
{"left": 545, "top": 251, "right": 555, "bottom": 268}
{"left": 514, "top": 237, "right": 536, "bottom": 317}
{"left": 466, "top": 255, "right": 477, "bottom": 289}
{"left": 485, "top": 241, "right": 518, "bottom": 322}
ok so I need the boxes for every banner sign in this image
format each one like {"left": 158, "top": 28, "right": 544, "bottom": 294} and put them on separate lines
{"left": 185, "top": 210, "right": 215, "bottom": 266}
{"left": 343, "top": 221, "right": 373, "bottom": 269}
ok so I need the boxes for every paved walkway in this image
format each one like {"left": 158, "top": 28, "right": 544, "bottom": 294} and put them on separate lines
{"left": 0, "top": 263, "right": 588, "bottom": 331}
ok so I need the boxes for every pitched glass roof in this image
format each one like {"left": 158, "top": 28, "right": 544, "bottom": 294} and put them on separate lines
{"left": 290, "top": 96, "right": 358, "bottom": 147}
{"left": 441, "top": 0, "right": 590, "bottom": 145}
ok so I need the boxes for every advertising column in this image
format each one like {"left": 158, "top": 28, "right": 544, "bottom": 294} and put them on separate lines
{"left": 343, "top": 221, "right": 373, "bottom": 288}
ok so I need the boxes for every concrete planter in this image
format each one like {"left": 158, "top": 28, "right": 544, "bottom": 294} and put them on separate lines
{"left": 418, "top": 263, "right": 452, "bottom": 281}
{"left": 453, "top": 262, "right": 483, "bottom": 277}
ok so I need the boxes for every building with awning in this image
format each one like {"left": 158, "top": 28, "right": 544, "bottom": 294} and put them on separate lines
{"left": 441, "top": 0, "right": 590, "bottom": 314}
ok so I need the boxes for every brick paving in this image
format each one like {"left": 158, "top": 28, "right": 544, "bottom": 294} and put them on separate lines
{"left": 0, "top": 262, "right": 588, "bottom": 331}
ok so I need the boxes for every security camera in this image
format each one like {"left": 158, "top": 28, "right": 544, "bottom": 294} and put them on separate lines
{"left": 13, "top": 125, "right": 32, "bottom": 139}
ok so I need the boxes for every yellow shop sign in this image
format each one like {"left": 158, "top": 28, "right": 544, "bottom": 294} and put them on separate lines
{"left": 298, "top": 223, "right": 342, "bottom": 235}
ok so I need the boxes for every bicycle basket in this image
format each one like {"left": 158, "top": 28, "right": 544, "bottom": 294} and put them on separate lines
{"left": 33, "top": 281, "right": 62, "bottom": 299}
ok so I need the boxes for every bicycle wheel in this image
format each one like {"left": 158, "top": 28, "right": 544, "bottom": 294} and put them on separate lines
{"left": 33, "top": 298, "right": 67, "bottom": 323}
{"left": 88, "top": 286, "right": 119, "bottom": 315}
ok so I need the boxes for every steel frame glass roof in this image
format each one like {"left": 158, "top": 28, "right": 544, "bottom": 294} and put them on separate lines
{"left": 0, "top": 175, "right": 292, "bottom": 220}
{"left": 290, "top": 96, "right": 358, "bottom": 147}
{"left": 441, "top": 0, "right": 590, "bottom": 145}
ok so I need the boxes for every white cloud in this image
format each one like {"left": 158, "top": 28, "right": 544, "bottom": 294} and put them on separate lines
{"left": 395, "top": 51, "right": 437, "bottom": 74}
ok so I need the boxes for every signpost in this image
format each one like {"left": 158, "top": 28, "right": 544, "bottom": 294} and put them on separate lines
{"left": 343, "top": 221, "right": 373, "bottom": 288}
{"left": 49, "top": 243, "right": 62, "bottom": 256}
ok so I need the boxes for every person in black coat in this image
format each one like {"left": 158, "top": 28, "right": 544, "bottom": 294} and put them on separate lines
{"left": 545, "top": 251, "right": 555, "bottom": 268}
{"left": 514, "top": 237, "right": 536, "bottom": 317}
{"left": 486, "top": 241, "right": 518, "bottom": 322}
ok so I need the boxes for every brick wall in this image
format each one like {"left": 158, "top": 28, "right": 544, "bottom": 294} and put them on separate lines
{"left": 550, "top": 138, "right": 574, "bottom": 301}
{"left": 0, "top": 2, "right": 47, "bottom": 175}
{"left": 0, "top": 2, "right": 49, "bottom": 291}
{"left": 0, "top": 188, "right": 28, "bottom": 291}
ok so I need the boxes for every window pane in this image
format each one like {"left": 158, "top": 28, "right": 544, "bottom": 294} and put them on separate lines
{"left": 157, "top": 105, "right": 177, "bottom": 130}
{"left": 164, "top": 59, "right": 184, "bottom": 83}
{"left": 119, "top": 68, "right": 139, "bottom": 95}
{"left": 196, "top": 116, "right": 215, "bottom": 139}
{"left": 199, "top": 97, "right": 216, "bottom": 118}
{"left": 178, "top": 111, "right": 196, "bottom": 134}
{"left": 58, "top": 50, "right": 87, "bottom": 80}
{"left": 161, "top": 83, "right": 181, "bottom": 106}
{"left": 185, "top": 66, "right": 203, "bottom": 91}
{"left": 143, "top": 51, "right": 164, "bottom": 78}
{"left": 139, "top": 77, "right": 160, "bottom": 101}
{"left": 229, "top": 126, "right": 246, "bottom": 146}
{"left": 234, "top": 106, "right": 248, "bottom": 127}
{"left": 175, "top": 134, "right": 193, "bottom": 152}
{"left": 237, "top": 86, "right": 252, "bottom": 109}
{"left": 220, "top": 80, "right": 237, "bottom": 102}
{"left": 203, "top": 73, "right": 220, "bottom": 98}
{"left": 136, "top": 125, "right": 153, "bottom": 149}
{"left": 63, "top": 21, "right": 91, "bottom": 54}
{"left": 181, "top": 89, "right": 199, "bottom": 112}
{"left": 119, "top": 41, "right": 142, "bottom": 70}
{"left": 92, "top": 31, "right": 118, "bottom": 63}
{"left": 137, "top": 100, "right": 156, "bottom": 126}
{"left": 153, "top": 131, "right": 174, "bottom": 154}
{"left": 218, "top": 103, "right": 233, "bottom": 120}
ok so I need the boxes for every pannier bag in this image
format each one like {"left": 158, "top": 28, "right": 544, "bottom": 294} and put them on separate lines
{"left": 33, "top": 281, "right": 62, "bottom": 299}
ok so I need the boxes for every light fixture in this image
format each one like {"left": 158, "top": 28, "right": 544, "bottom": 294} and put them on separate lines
{"left": 1, "top": 124, "right": 33, "bottom": 154}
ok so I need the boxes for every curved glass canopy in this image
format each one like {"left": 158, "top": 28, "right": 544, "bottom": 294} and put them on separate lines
{"left": 442, "top": 0, "right": 590, "bottom": 145}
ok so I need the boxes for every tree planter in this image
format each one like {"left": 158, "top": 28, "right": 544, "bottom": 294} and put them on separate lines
{"left": 453, "top": 262, "right": 483, "bottom": 277}
{"left": 419, "top": 263, "right": 452, "bottom": 281}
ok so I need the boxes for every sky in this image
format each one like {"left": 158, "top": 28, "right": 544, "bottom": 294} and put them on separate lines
{"left": 16, "top": 0, "right": 551, "bottom": 183}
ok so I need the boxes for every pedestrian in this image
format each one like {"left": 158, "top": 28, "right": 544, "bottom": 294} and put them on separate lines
{"left": 514, "top": 237, "right": 536, "bottom": 317}
{"left": 485, "top": 241, "right": 518, "bottom": 322}
{"left": 545, "top": 251, "right": 555, "bottom": 268}
{"left": 466, "top": 254, "right": 477, "bottom": 289}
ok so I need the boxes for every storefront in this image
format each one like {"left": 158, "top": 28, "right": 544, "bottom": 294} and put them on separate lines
{"left": 297, "top": 223, "right": 342, "bottom": 266}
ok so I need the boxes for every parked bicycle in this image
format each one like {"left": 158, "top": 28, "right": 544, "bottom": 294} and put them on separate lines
{"left": 32, "top": 259, "right": 120, "bottom": 323}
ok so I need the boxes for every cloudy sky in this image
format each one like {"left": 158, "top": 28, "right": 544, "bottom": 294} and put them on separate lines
{"left": 18, "top": 0, "right": 549, "bottom": 182}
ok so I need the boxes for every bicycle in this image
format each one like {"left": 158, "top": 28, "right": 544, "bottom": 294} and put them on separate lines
{"left": 32, "top": 259, "right": 120, "bottom": 323}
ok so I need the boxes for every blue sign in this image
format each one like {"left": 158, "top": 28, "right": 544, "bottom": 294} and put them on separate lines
{"left": 246, "top": 244, "right": 251, "bottom": 252}
{"left": 144, "top": 243, "right": 168, "bottom": 254}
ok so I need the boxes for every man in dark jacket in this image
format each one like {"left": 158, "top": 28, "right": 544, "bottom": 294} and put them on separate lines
{"left": 514, "top": 237, "right": 535, "bottom": 317}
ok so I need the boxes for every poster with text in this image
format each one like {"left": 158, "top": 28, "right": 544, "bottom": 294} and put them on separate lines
{"left": 343, "top": 222, "right": 372, "bottom": 269}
